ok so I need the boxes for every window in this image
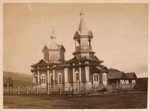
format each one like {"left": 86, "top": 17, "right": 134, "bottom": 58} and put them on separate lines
{"left": 93, "top": 74, "right": 99, "bottom": 82}
{"left": 58, "top": 73, "right": 62, "bottom": 84}
{"left": 76, "top": 71, "right": 79, "bottom": 81}
{"left": 41, "top": 74, "right": 46, "bottom": 84}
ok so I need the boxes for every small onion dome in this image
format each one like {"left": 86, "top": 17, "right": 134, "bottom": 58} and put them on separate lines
{"left": 80, "top": 9, "right": 84, "bottom": 18}
{"left": 50, "top": 30, "right": 56, "bottom": 40}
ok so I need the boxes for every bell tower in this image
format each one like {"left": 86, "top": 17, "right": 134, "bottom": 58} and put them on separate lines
{"left": 73, "top": 9, "right": 95, "bottom": 58}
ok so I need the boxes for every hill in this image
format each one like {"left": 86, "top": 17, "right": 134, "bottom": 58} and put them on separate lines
{"left": 3, "top": 71, "right": 33, "bottom": 86}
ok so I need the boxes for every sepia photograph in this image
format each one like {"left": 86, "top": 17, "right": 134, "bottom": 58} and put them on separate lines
{"left": 2, "top": 2, "right": 149, "bottom": 110}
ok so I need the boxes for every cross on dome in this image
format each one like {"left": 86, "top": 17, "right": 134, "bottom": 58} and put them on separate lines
{"left": 50, "top": 26, "right": 56, "bottom": 40}
{"left": 80, "top": 7, "right": 84, "bottom": 18}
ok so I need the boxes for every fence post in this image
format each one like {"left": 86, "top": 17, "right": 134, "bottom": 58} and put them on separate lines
{"left": 47, "top": 84, "right": 49, "bottom": 94}
{"left": 94, "top": 87, "right": 96, "bottom": 92}
{"left": 72, "top": 88, "right": 74, "bottom": 95}
{"left": 59, "top": 87, "right": 62, "bottom": 94}
{"left": 9, "top": 86, "right": 11, "bottom": 94}
{"left": 26, "top": 86, "right": 28, "bottom": 94}
{"left": 17, "top": 86, "right": 20, "bottom": 94}
{"left": 36, "top": 85, "right": 38, "bottom": 94}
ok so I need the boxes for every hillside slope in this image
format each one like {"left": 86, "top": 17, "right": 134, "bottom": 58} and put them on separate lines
{"left": 3, "top": 71, "right": 33, "bottom": 86}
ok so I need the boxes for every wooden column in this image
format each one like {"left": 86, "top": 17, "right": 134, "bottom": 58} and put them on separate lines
{"left": 85, "top": 61, "right": 89, "bottom": 82}
{"left": 47, "top": 66, "right": 50, "bottom": 94}
{"left": 64, "top": 68, "right": 68, "bottom": 83}
{"left": 129, "top": 80, "right": 132, "bottom": 90}
{"left": 73, "top": 63, "right": 75, "bottom": 91}
{"left": 26, "top": 86, "right": 28, "bottom": 94}
{"left": 73, "top": 64, "right": 75, "bottom": 83}
{"left": 85, "top": 61, "right": 90, "bottom": 92}
{"left": 36, "top": 85, "right": 38, "bottom": 94}
{"left": 103, "top": 73, "right": 107, "bottom": 86}
{"left": 79, "top": 62, "right": 82, "bottom": 83}
{"left": 53, "top": 66, "right": 55, "bottom": 92}
{"left": 9, "top": 87, "right": 11, "bottom": 94}
{"left": 37, "top": 67, "right": 40, "bottom": 85}
{"left": 17, "top": 86, "right": 19, "bottom": 94}
{"left": 32, "top": 71, "right": 35, "bottom": 84}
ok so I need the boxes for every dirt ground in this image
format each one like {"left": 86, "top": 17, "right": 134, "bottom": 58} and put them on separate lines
{"left": 3, "top": 91, "right": 147, "bottom": 109}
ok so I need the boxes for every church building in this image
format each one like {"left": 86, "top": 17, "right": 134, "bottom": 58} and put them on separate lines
{"left": 31, "top": 9, "right": 136, "bottom": 93}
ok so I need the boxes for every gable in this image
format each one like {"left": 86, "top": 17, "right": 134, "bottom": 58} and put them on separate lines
{"left": 125, "top": 72, "right": 137, "bottom": 79}
{"left": 73, "top": 31, "right": 80, "bottom": 39}
{"left": 88, "top": 30, "right": 93, "bottom": 38}
{"left": 33, "top": 59, "right": 48, "bottom": 67}
{"left": 90, "top": 66, "right": 102, "bottom": 73}
{"left": 42, "top": 45, "right": 49, "bottom": 53}
{"left": 39, "top": 59, "right": 48, "bottom": 65}
{"left": 58, "top": 45, "right": 66, "bottom": 52}
{"left": 108, "top": 72, "right": 125, "bottom": 79}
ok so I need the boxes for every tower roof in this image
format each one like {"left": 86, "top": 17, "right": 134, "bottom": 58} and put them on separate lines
{"left": 78, "top": 9, "right": 88, "bottom": 35}
{"left": 74, "top": 9, "right": 93, "bottom": 39}
{"left": 49, "top": 28, "right": 58, "bottom": 50}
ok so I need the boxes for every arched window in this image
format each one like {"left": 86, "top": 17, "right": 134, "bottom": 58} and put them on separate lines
{"left": 75, "top": 71, "right": 79, "bottom": 81}
{"left": 93, "top": 74, "right": 99, "bottom": 82}
{"left": 41, "top": 74, "right": 46, "bottom": 84}
{"left": 58, "top": 73, "right": 62, "bottom": 84}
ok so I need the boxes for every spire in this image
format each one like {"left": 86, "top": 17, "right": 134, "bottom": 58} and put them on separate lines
{"left": 50, "top": 26, "right": 56, "bottom": 40}
{"left": 50, "top": 27, "right": 58, "bottom": 49}
{"left": 78, "top": 8, "right": 88, "bottom": 35}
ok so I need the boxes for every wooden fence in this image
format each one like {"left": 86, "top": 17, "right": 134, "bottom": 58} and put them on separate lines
{"left": 3, "top": 85, "right": 92, "bottom": 95}
{"left": 3, "top": 83, "right": 135, "bottom": 95}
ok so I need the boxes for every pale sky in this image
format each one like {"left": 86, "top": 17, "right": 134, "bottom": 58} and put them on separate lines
{"left": 3, "top": 3, "right": 148, "bottom": 78}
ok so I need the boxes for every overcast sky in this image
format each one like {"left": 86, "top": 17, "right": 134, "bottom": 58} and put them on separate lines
{"left": 3, "top": 3, "right": 148, "bottom": 77}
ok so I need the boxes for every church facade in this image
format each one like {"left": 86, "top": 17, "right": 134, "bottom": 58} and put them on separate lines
{"left": 31, "top": 10, "right": 136, "bottom": 93}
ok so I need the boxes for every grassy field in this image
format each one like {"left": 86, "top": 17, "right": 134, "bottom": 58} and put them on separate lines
{"left": 3, "top": 91, "right": 147, "bottom": 109}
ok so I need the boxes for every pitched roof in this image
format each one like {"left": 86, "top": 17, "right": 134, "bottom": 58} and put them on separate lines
{"left": 42, "top": 45, "right": 49, "bottom": 53}
{"left": 108, "top": 72, "right": 126, "bottom": 79}
{"left": 90, "top": 66, "right": 102, "bottom": 73}
{"left": 66, "top": 55, "right": 103, "bottom": 63}
{"left": 58, "top": 45, "right": 66, "bottom": 52}
{"left": 49, "top": 42, "right": 59, "bottom": 50}
{"left": 124, "top": 72, "right": 137, "bottom": 79}
{"left": 31, "top": 59, "right": 48, "bottom": 67}
{"left": 108, "top": 69, "right": 137, "bottom": 80}
{"left": 108, "top": 68, "right": 121, "bottom": 73}
{"left": 78, "top": 9, "right": 88, "bottom": 35}
{"left": 74, "top": 10, "right": 93, "bottom": 39}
